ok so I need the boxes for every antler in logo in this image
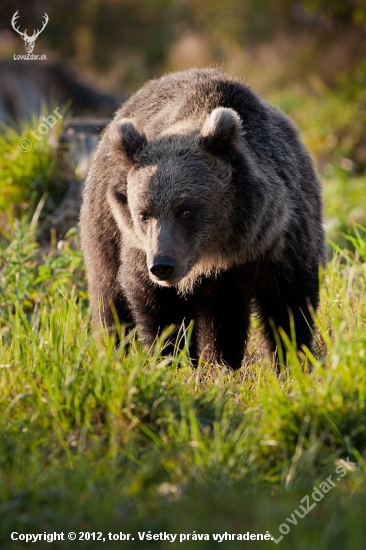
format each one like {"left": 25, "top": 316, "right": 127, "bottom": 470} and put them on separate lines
{"left": 11, "top": 11, "right": 49, "bottom": 54}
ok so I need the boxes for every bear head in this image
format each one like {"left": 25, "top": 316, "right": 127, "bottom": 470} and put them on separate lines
{"left": 108, "top": 107, "right": 243, "bottom": 293}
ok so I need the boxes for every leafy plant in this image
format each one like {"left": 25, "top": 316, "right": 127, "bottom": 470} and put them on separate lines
{"left": 0, "top": 105, "right": 68, "bottom": 240}
{"left": 0, "top": 219, "right": 86, "bottom": 321}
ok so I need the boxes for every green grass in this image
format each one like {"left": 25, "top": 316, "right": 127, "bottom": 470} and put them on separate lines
{"left": 1, "top": 220, "right": 366, "bottom": 549}
{"left": 0, "top": 105, "right": 68, "bottom": 241}
{"left": 1, "top": 73, "right": 366, "bottom": 548}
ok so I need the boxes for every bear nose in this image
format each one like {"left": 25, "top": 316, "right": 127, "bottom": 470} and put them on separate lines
{"left": 149, "top": 256, "right": 176, "bottom": 280}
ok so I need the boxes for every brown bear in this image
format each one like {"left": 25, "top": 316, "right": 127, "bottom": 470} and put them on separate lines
{"left": 80, "top": 68, "right": 325, "bottom": 369}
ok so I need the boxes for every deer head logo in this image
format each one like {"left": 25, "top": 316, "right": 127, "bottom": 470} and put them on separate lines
{"left": 11, "top": 11, "right": 49, "bottom": 54}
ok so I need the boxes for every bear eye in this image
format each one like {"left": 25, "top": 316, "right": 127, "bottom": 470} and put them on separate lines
{"left": 140, "top": 212, "right": 150, "bottom": 222}
{"left": 179, "top": 208, "right": 191, "bottom": 218}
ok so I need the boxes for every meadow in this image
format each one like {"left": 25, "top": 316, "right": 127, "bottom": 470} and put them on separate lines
{"left": 1, "top": 70, "right": 366, "bottom": 549}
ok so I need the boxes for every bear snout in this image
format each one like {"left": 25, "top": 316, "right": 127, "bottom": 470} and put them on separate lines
{"left": 149, "top": 256, "right": 176, "bottom": 281}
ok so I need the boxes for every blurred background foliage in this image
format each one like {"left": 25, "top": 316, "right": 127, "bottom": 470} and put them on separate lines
{"left": 1, "top": 0, "right": 365, "bottom": 88}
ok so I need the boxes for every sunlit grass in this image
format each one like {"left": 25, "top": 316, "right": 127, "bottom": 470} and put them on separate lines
{"left": 0, "top": 104, "right": 68, "bottom": 240}
{"left": 1, "top": 76, "right": 366, "bottom": 547}
{"left": 1, "top": 221, "right": 366, "bottom": 548}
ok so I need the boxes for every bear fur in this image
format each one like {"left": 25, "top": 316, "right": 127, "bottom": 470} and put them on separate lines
{"left": 80, "top": 68, "right": 325, "bottom": 369}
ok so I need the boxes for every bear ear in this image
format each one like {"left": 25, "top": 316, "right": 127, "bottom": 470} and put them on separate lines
{"left": 110, "top": 119, "right": 147, "bottom": 163}
{"left": 200, "top": 107, "right": 242, "bottom": 156}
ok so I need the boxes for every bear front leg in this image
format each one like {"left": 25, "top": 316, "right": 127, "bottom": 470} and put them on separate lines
{"left": 119, "top": 248, "right": 194, "bottom": 355}
{"left": 89, "top": 273, "right": 133, "bottom": 339}
{"left": 194, "top": 269, "right": 252, "bottom": 369}
{"left": 81, "top": 225, "right": 133, "bottom": 338}
{"left": 256, "top": 262, "right": 320, "bottom": 364}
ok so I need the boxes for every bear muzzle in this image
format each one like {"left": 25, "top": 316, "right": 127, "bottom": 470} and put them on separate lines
{"left": 149, "top": 256, "right": 176, "bottom": 281}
